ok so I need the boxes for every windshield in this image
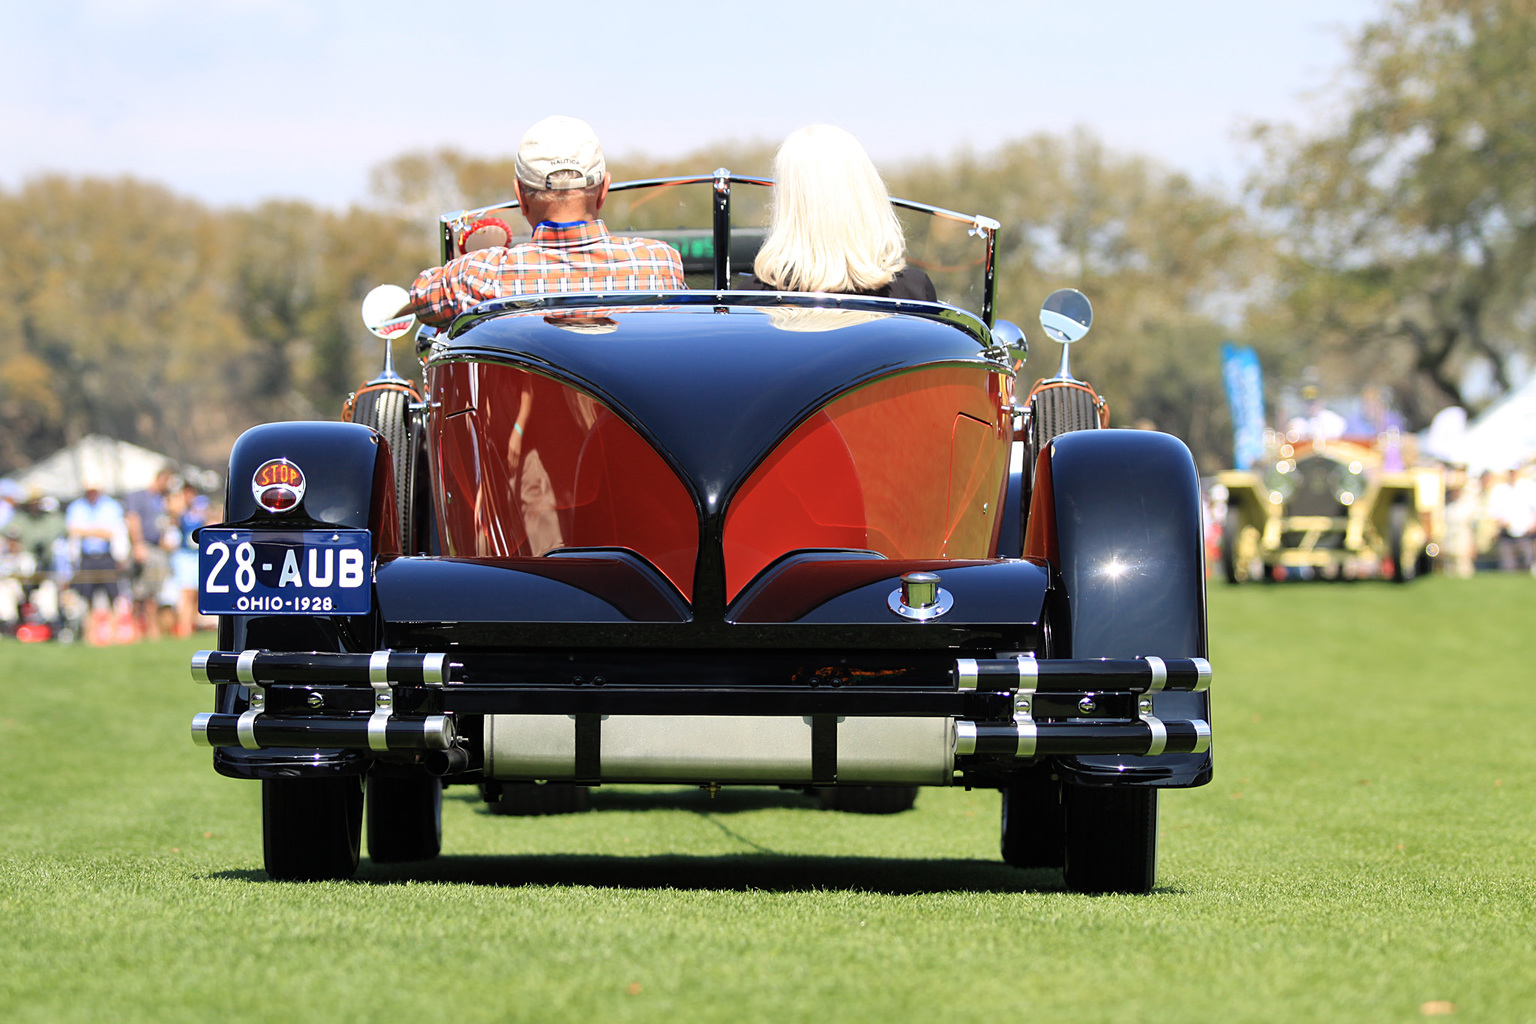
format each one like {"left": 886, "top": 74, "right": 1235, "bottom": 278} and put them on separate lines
{"left": 439, "top": 173, "right": 998, "bottom": 322}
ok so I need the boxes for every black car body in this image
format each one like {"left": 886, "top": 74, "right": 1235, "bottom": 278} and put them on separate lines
{"left": 191, "top": 173, "right": 1212, "bottom": 892}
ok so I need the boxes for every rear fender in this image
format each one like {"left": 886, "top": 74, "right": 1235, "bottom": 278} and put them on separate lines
{"left": 225, "top": 421, "right": 398, "bottom": 554}
{"left": 212, "top": 421, "right": 394, "bottom": 781}
{"left": 1031, "top": 429, "right": 1211, "bottom": 788}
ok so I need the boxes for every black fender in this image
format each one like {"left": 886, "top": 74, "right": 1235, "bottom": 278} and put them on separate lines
{"left": 212, "top": 421, "right": 394, "bottom": 781}
{"left": 1034, "top": 428, "right": 1212, "bottom": 788}
{"left": 224, "top": 421, "right": 397, "bottom": 550}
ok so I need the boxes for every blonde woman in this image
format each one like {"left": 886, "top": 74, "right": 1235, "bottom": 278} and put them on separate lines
{"left": 740, "top": 125, "right": 937, "bottom": 300}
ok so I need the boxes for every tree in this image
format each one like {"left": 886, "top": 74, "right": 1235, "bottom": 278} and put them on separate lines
{"left": 0, "top": 176, "right": 247, "bottom": 468}
{"left": 1256, "top": 0, "right": 1536, "bottom": 427}
{"left": 893, "top": 131, "right": 1276, "bottom": 468}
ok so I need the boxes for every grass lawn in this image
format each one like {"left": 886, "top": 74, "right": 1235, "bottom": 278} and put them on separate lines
{"left": 2, "top": 574, "right": 1534, "bottom": 1023}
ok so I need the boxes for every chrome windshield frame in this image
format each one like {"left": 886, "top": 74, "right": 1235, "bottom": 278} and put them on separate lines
{"left": 436, "top": 172, "right": 1000, "bottom": 325}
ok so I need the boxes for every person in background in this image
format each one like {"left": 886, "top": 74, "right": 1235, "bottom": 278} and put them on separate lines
{"left": 124, "top": 468, "right": 175, "bottom": 639}
{"left": 1486, "top": 468, "right": 1536, "bottom": 572}
{"left": 738, "top": 124, "right": 936, "bottom": 300}
{"left": 0, "top": 479, "right": 20, "bottom": 534}
{"left": 168, "top": 482, "right": 208, "bottom": 637}
{"left": 8, "top": 490, "right": 65, "bottom": 627}
{"left": 0, "top": 529, "right": 31, "bottom": 633}
{"left": 65, "top": 477, "right": 128, "bottom": 640}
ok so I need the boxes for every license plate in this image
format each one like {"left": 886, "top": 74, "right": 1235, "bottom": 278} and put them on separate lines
{"left": 199, "top": 528, "right": 372, "bottom": 615}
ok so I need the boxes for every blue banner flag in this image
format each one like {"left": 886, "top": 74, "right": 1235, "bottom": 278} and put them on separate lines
{"left": 1221, "top": 342, "right": 1266, "bottom": 469}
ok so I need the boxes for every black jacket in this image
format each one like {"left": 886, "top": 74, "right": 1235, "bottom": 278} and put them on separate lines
{"left": 732, "top": 267, "right": 937, "bottom": 301}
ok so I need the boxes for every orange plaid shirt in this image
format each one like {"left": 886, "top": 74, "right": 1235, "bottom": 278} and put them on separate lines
{"left": 409, "top": 220, "right": 686, "bottom": 326}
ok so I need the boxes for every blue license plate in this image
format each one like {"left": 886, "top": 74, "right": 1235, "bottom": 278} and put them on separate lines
{"left": 199, "top": 528, "right": 372, "bottom": 615}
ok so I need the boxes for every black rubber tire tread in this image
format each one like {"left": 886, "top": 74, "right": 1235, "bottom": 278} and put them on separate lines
{"left": 262, "top": 776, "right": 363, "bottom": 881}
{"left": 1000, "top": 771, "right": 1065, "bottom": 868}
{"left": 366, "top": 775, "right": 443, "bottom": 863}
{"left": 1388, "top": 502, "right": 1416, "bottom": 583}
{"left": 1221, "top": 506, "right": 1244, "bottom": 585}
{"left": 815, "top": 785, "right": 918, "bottom": 814}
{"left": 352, "top": 385, "right": 416, "bottom": 552}
{"left": 489, "top": 783, "right": 591, "bottom": 816}
{"left": 1062, "top": 784, "right": 1157, "bottom": 894}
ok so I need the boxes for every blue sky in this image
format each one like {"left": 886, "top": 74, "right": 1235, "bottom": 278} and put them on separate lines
{"left": 0, "top": 0, "right": 1381, "bottom": 208}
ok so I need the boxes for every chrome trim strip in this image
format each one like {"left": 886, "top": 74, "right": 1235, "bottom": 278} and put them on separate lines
{"left": 190, "top": 713, "right": 213, "bottom": 747}
{"left": 1145, "top": 655, "right": 1167, "bottom": 693}
{"left": 190, "top": 651, "right": 212, "bottom": 684}
{"left": 956, "top": 659, "right": 979, "bottom": 691}
{"left": 369, "top": 651, "right": 391, "bottom": 685}
{"left": 237, "top": 686, "right": 264, "bottom": 750}
{"left": 1191, "top": 719, "right": 1212, "bottom": 754}
{"left": 1013, "top": 719, "right": 1038, "bottom": 758}
{"left": 1015, "top": 654, "right": 1038, "bottom": 687}
{"left": 422, "top": 653, "right": 447, "bottom": 686}
{"left": 1193, "top": 658, "right": 1213, "bottom": 691}
{"left": 954, "top": 721, "right": 977, "bottom": 757}
{"left": 236, "top": 650, "right": 257, "bottom": 685}
{"left": 1143, "top": 715, "right": 1168, "bottom": 756}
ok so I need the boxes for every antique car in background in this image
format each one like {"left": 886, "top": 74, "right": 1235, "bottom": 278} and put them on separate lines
{"left": 190, "top": 172, "right": 1213, "bottom": 893}
{"left": 1217, "top": 428, "right": 1445, "bottom": 583}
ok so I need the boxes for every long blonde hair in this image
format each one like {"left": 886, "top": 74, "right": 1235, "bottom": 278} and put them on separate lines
{"left": 752, "top": 125, "right": 906, "bottom": 293}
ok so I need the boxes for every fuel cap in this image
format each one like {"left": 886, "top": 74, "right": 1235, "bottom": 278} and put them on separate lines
{"left": 889, "top": 571, "right": 954, "bottom": 621}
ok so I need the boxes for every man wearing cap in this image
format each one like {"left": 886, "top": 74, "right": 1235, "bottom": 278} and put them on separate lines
{"left": 406, "top": 115, "right": 686, "bottom": 327}
{"left": 65, "top": 478, "right": 128, "bottom": 624}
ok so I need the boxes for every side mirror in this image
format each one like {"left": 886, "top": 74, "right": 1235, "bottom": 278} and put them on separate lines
{"left": 360, "top": 284, "right": 415, "bottom": 383}
{"left": 991, "top": 320, "right": 1027, "bottom": 364}
{"left": 1040, "top": 288, "right": 1092, "bottom": 344}
{"left": 361, "top": 284, "right": 416, "bottom": 341}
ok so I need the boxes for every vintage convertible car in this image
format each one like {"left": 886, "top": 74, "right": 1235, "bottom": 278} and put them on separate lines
{"left": 189, "top": 172, "right": 1213, "bottom": 893}
{"left": 1218, "top": 430, "right": 1445, "bottom": 583}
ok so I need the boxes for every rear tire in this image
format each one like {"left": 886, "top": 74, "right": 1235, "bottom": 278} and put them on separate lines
{"left": 1000, "top": 770, "right": 1065, "bottom": 868}
{"left": 1063, "top": 784, "right": 1157, "bottom": 894}
{"left": 262, "top": 776, "right": 363, "bottom": 881}
{"left": 366, "top": 775, "right": 443, "bottom": 863}
{"left": 352, "top": 385, "right": 417, "bottom": 552}
{"left": 814, "top": 785, "right": 918, "bottom": 814}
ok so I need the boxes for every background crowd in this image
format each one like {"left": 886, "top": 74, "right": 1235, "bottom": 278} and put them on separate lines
{"left": 0, "top": 468, "right": 218, "bottom": 644}
{"left": 1442, "top": 464, "right": 1536, "bottom": 576}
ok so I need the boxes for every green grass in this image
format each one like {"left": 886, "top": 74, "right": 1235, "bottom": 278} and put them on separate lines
{"left": 3, "top": 575, "right": 1534, "bottom": 1023}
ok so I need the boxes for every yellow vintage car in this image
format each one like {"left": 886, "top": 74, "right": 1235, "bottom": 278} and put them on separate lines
{"left": 1218, "top": 434, "right": 1445, "bottom": 583}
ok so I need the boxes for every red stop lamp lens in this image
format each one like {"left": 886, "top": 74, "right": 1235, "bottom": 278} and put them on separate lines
{"left": 260, "top": 486, "right": 298, "bottom": 511}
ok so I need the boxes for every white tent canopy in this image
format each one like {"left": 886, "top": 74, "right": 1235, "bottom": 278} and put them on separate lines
{"left": 1421, "top": 374, "right": 1536, "bottom": 472}
{"left": 0, "top": 435, "right": 219, "bottom": 500}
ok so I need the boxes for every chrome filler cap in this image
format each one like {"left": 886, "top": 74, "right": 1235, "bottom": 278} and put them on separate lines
{"left": 889, "top": 571, "right": 954, "bottom": 621}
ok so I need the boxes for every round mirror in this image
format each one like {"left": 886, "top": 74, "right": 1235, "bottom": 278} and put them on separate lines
{"left": 1039, "top": 288, "right": 1093, "bottom": 344}
{"left": 991, "top": 319, "right": 1027, "bottom": 363}
{"left": 361, "top": 284, "right": 415, "bottom": 340}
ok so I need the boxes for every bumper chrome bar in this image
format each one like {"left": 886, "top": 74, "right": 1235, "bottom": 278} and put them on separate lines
{"left": 954, "top": 718, "right": 1210, "bottom": 758}
{"left": 954, "top": 656, "right": 1210, "bottom": 693}
{"left": 191, "top": 711, "right": 455, "bottom": 751}
{"left": 191, "top": 649, "right": 451, "bottom": 686}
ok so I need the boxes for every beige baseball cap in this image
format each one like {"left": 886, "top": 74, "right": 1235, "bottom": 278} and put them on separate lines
{"left": 515, "top": 115, "right": 606, "bottom": 191}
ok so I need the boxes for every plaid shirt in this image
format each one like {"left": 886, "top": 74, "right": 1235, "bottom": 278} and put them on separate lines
{"left": 409, "top": 220, "right": 686, "bottom": 326}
